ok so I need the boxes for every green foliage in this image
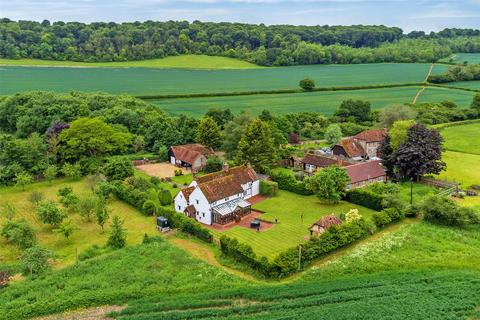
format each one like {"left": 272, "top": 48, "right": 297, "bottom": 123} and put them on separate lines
{"left": 379, "top": 104, "right": 417, "bottom": 128}
{"left": 142, "top": 200, "right": 157, "bottom": 216}
{"left": 53, "top": 220, "right": 75, "bottom": 239}
{"left": 236, "top": 119, "right": 277, "bottom": 173}
{"left": 205, "top": 157, "right": 223, "bottom": 173}
{"left": 390, "top": 120, "right": 416, "bottom": 150}
{"left": 107, "top": 216, "right": 127, "bottom": 249}
{"left": 76, "top": 196, "right": 100, "bottom": 222}
{"left": 372, "top": 208, "right": 405, "bottom": 228}
{"left": 61, "top": 162, "right": 82, "bottom": 180}
{"left": 0, "top": 203, "right": 16, "bottom": 220}
{"left": 221, "top": 113, "right": 253, "bottom": 159}
{"left": 305, "top": 167, "right": 349, "bottom": 203}
{"left": 269, "top": 168, "right": 312, "bottom": 195}
{"left": 158, "top": 189, "right": 172, "bottom": 206}
{"left": 158, "top": 207, "right": 213, "bottom": 243}
{"left": 205, "top": 108, "right": 234, "bottom": 128}
{"left": 37, "top": 200, "right": 64, "bottom": 227}
{"left": 59, "top": 118, "right": 133, "bottom": 161}
{"left": 43, "top": 165, "right": 57, "bottom": 184}
{"left": 95, "top": 202, "right": 110, "bottom": 232}
{"left": 103, "top": 157, "right": 134, "bottom": 182}
{"left": 421, "top": 196, "right": 478, "bottom": 227}
{"left": 299, "top": 78, "right": 315, "bottom": 91}
{"left": 19, "top": 246, "right": 54, "bottom": 277}
{"left": 345, "top": 188, "right": 384, "bottom": 211}
{"left": 1, "top": 219, "right": 36, "bottom": 249}
{"left": 428, "top": 64, "right": 480, "bottom": 84}
{"left": 57, "top": 186, "right": 78, "bottom": 210}
{"left": 324, "top": 124, "right": 342, "bottom": 145}
{"left": 334, "top": 99, "right": 372, "bottom": 123}
{"left": 259, "top": 180, "right": 279, "bottom": 197}
{"left": 195, "top": 117, "right": 222, "bottom": 149}
{"left": 14, "top": 171, "right": 33, "bottom": 191}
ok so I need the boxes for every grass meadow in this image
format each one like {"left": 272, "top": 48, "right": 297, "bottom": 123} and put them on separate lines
{"left": 436, "top": 151, "right": 480, "bottom": 188}
{"left": 0, "top": 55, "right": 261, "bottom": 69}
{"left": 0, "top": 63, "right": 432, "bottom": 96}
{"left": 0, "top": 178, "right": 158, "bottom": 267}
{"left": 440, "top": 53, "right": 480, "bottom": 64}
{"left": 210, "top": 190, "right": 378, "bottom": 259}
{"left": 440, "top": 122, "right": 480, "bottom": 155}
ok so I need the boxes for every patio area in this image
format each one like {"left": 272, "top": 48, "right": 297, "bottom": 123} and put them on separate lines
{"left": 206, "top": 209, "right": 274, "bottom": 232}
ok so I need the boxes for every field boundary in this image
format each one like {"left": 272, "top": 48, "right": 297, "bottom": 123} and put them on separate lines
{"left": 139, "top": 82, "right": 478, "bottom": 101}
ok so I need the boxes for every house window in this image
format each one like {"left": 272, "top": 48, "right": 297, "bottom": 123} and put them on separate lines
{"left": 196, "top": 199, "right": 199, "bottom": 205}
{"left": 202, "top": 213, "right": 205, "bottom": 217}
{"left": 178, "top": 205, "right": 181, "bottom": 210}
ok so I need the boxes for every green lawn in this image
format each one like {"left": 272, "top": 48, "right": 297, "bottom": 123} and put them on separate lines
{"left": 0, "top": 63, "right": 432, "bottom": 96}
{"left": 0, "top": 178, "right": 158, "bottom": 267}
{"left": 0, "top": 55, "right": 261, "bottom": 69}
{"left": 440, "top": 122, "right": 480, "bottom": 155}
{"left": 211, "top": 190, "right": 378, "bottom": 259}
{"left": 436, "top": 151, "right": 480, "bottom": 188}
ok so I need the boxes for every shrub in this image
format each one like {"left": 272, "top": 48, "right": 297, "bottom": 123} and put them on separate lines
{"left": 421, "top": 196, "right": 477, "bottom": 227}
{"left": 372, "top": 211, "right": 392, "bottom": 228}
{"left": 403, "top": 204, "right": 420, "bottom": 217}
{"left": 205, "top": 157, "right": 223, "bottom": 173}
{"left": 61, "top": 162, "right": 82, "bottom": 180}
{"left": 19, "top": 246, "right": 54, "bottom": 277}
{"left": 174, "top": 169, "right": 183, "bottom": 176}
{"left": 260, "top": 180, "right": 278, "bottom": 197}
{"left": 158, "top": 207, "right": 213, "bottom": 243}
{"left": 345, "top": 188, "right": 384, "bottom": 211}
{"left": 269, "top": 168, "right": 312, "bottom": 195}
{"left": 1, "top": 219, "right": 37, "bottom": 249}
{"left": 37, "top": 200, "right": 65, "bottom": 227}
{"left": 107, "top": 215, "right": 127, "bottom": 249}
{"left": 299, "top": 78, "right": 315, "bottom": 91}
{"left": 28, "top": 191, "right": 44, "bottom": 206}
{"left": 158, "top": 189, "right": 173, "bottom": 206}
{"left": 104, "top": 158, "right": 134, "bottom": 181}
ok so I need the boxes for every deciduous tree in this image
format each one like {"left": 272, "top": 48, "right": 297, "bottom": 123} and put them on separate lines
{"left": 324, "top": 124, "right": 342, "bottom": 145}
{"left": 195, "top": 117, "right": 222, "bottom": 149}
{"left": 305, "top": 167, "right": 349, "bottom": 203}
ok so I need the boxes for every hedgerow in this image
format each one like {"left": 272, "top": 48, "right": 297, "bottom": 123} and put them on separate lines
{"left": 344, "top": 188, "right": 384, "bottom": 211}
{"left": 269, "top": 169, "right": 312, "bottom": 195}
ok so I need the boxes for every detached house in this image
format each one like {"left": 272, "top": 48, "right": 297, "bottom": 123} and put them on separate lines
{"left": 332, "top": 129, "right": 387, "bottom": 160}
{"left": 345, "top": 160, "right": 387, "bottom": 189}
{"left": 174, "top": 165, "right": 260, "bottom": 225}
{"left": 168, "top": 144, "right": 213, "bottom": 172}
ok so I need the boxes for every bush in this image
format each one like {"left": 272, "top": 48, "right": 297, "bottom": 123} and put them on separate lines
{"left": 421, "top": 196, "right": 477, "bottom": 227}
{"left": 104, "top": 157, "right": 134, "bottom": 181}
{"left": 345, "top": 188, "right": 384, "bottom": 211}
{"left": 158, "top": 189, "right": 172, "bottom": 206}
{"left": 37, "top": 200, "right": 65, "bottom": 227}
{"left": 299, "top": 78, "right": 315, "bottom": 91}
{"left": 174, "top": 169, "right": 183, "bottom": 176}
{"left": 19, "top": 246, "right": 54, "bottom": 277}
{"left": 1, "top": 219, "right": 37, "bottom": 249}
{"left": 372, "top": 211, "right": 392, "bottom": 228}
{"left": 205, "top": 157, "right": 223, "bottom": 173}
{"left": 403, "top": 204, "right": 420, "bottom": 217}
{"left": 260, "top": 180, "right": 278, "bottom": 197}
{"left": 269, "top": 169, "right": 312, "bottom": 195}
{"left": 107, "top": 216, "right": 127, "bottom": 249}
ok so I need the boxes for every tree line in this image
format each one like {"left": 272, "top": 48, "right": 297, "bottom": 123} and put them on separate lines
{"left": 1, "top": 19, "right": 480, "bottom": 65}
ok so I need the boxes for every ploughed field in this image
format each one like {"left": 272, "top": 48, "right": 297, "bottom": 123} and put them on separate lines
{"left": 0, "top": 63, "right": 433, "bottom": 96}
{"left": 152, "top": 86, "right": 475, "bottom": 117}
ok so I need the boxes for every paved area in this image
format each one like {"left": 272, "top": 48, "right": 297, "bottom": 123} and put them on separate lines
{"left": 205, "top": 210, "right": 274, "bottom": 232}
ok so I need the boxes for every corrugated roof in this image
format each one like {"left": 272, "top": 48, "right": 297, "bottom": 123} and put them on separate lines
{"left": 344, "top": 160, "right": 386, "bottom": 184}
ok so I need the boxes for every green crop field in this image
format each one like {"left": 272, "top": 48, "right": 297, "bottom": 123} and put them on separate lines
{"left": 0, "top": 55, "right": 261, "bottom": 70}
{"left": 440, "top": 122, "right": 480, "bottom": 155}
{"left": 210, "top": 190, "right": 377, "bottom": 259}
{"left": 445, "top": 80, "right": 480, "bottom": 90}
{"left": 0, "top": 63, "right": 432, "bottom": 96}
{"left": 153, "top": 86, "right": 474, "bottom": 117}
{"left": 440, "top": 53, "right": 480, "bottom": 64}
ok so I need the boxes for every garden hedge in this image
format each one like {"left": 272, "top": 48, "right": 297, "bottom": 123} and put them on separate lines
{"left": 269, "top": 169, "right": 312, "bottom": 196}
{"left": 344, "top": 188, "right": 384, "bottom": 211}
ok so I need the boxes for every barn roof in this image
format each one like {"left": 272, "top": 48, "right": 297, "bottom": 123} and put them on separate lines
{"left": 170, "top": 144, "right": 213, "bottom": 165}
{"left": 334, "top": 138, "right": 365, "bottom": 158}
{"left": 344, "top": 160, "right": 387, "bottom": 184}
{"left": 354, "top": 129, "right": 387, "bottom": 143}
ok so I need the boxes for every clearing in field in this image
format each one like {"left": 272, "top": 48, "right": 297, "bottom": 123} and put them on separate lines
{"left": 153, "top": 86, "right": 474, "bottom": 117}
{"left": 0, "top": 55, "right": 261, "bottom": 69}
{"left": 209, "top": 190, "right": 378, "bottom": 259}
{"left": 0, "top": 178, "right": 157, "bottom": 267}
{"left": 440, "top": 122, "right": 480, "bottom": 155}
{"left": 0, "top": 63, "right": 432, "bottom": 96}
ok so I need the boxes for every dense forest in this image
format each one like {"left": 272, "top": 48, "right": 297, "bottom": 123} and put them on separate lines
{"left": 1, "top": 19, "right": 480, "bottom": 65}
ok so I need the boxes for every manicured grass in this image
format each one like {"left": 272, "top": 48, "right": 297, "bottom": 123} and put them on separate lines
{"left": 171, "top": 173, "right": 194, "bottom": 186}
{"left": 0, "top": 178, "right": 158, "bottom": 267}
{"left": 0, "top": 55, "right": 261, "bottom": 69}
{"left": 436, "top": 151, "right": 480, "bottom": 188}
{"left": 440, "top": 122, "right": 480, "bottom": 155}
{"left": 397, "top": 182, "right": 438, "bottom": 204}
{"left": 153, "top": 85, "right": 475, "bottom": 117}
{"left": 0, "top": 63, "right": 432, "bottom": 96}
{"left": 211, "top": 190, "right": 378, "bottom": 259}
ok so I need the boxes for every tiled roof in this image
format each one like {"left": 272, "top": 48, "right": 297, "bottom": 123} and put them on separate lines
{"left": 196, "top": 165, "right": 258, "bottom": 185}
{"left": 344, "top": 160, "right": 387, "bottom": 184}
{"left": 302, "top": 154, "right": 352, "bottom": 167}
{"left": 198, "top": 175, "right": 244, "bottom": 203}
{"left": 312, "top": 215, "right": 342, "bottom": 229}
{"left": 354, "top": 129, "right": 387, "bottom": 143}
{"left": 335, "top": 138, "right": 365, "bottom": 158}
{"left": 170, "top": 144, "right": 213, "bottom": 165}
{"left": 181, "top": 186, "right": 195, "bottom": 201}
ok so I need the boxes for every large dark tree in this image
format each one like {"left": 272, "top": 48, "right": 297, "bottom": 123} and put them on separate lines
{"left": 390, "top": 123, "right": 446, "bottom": 181}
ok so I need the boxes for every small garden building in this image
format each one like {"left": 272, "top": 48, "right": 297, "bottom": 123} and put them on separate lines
{"left": 168, "top": 144, "right": 213, "bottom": 172}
